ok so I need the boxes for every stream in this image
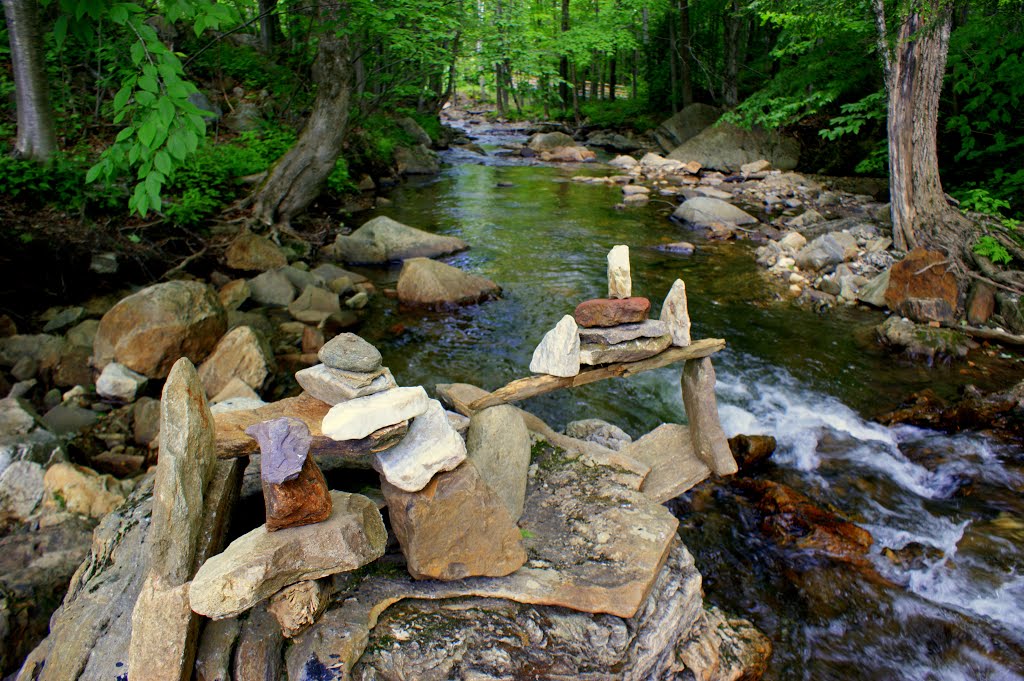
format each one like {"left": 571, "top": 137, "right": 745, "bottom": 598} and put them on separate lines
{"left": 345, "top": 123, "right": 1024, "bottom": 679}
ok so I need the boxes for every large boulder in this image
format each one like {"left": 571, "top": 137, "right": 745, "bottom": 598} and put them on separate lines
{"left": 92, "top": 281, "right": 227, "bottom": 378}
{"left": 527, "top": 131, "right": 576, "bottom": 151}
{"left": 672, "top": 197, "right": 758, "bottom": 227}
{"left": 884, "top": 248, "right": 959, "bottom": 324}
{"left": 394, "top": 145, "right": 441, "bottom": 175}
{"left": 224, "top": 233, "right": 287, "bottom": 272}
{"left": 331, "top": 216, "right": 468, "bottom": 265}
{"left": 794, "top": 232, "right": 859, "bottom": 271}
{"left": 396, "top": 257, "right": 501, "bottom": 308}
{"left": 653, "top": 103, "right": 723, "bottom": 153}
{"left": 667, "top": 121, "right": 800, "bottom": 172}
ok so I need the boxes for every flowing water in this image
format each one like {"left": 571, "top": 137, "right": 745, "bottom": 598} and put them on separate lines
{"left": 347, "top": 123, "right": 1024, "bottom": 679}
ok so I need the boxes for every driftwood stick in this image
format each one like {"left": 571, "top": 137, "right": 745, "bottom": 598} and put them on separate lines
{"left": 468, "top": 338, "right": 725, "bottom": 411}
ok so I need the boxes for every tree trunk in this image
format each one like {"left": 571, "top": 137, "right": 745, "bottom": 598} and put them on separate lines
{"left": 2, "top": 0, "right": 57, "bottom": 162}
{"left": 559, "top": 0, "right": 570, "bottom": 108}
{"left": 252, "top": 9, "right": 353, "bottom": 227}
{"left": 723, "top": 0, "right": 740, "bottom": 107}
{"left": 608, "top": 54, "right": 616, "bottom": 102}
{"left": 876, "top": 0, "right": 969, "bottom": 255}
{"left": 679, "top": 0, "right": 693, "bottom": 107}
{"left": 669, "top": 17, "right": 679, "bottom": 112}
{"left": 258, "top": 0, "right": 282, "bottom": 52}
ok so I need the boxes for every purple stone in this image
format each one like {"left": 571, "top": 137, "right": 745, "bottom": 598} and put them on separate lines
{"left": 246, "top": 417, "right": 314, "bottom": 484}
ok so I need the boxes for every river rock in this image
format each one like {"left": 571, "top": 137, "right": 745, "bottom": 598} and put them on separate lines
{"left": 778, "top": 230, "right": 808, "bottom": 251}
{"left": 396, "top": 257, "right": 501, "bottom": 307}
{"left": 527, "top": 131, "right": 575, "bottom": 151}
{"left": 607, "top": 244, "right": 631, "bottom": 298}
{"left": 794, "top": 231, "right": 859, "bottom": 271}
{"left": 539, "top": 146, "right": 597, "bottom": 163}
{"left": 295, "top": 364, "right": 396, "bottom": 404}
{"left": 382, "top": 461, "right": 527, "bottom": 581}
{"left": 133, "top": 397, "right": 161, "bottom": 447}
{"left": 996, "top": 292, "right": 1024, "bottom": 334}
{"left": 248, "top": 269, "right": 296, "bottom": 307}
{"left": 660, "top": 279, "right": 692, "bottom": 346}
{"left": 580, "top": 334, "right": 671, "bottom": 365}
{"left": 672, "top": 197, "right": 758, "bottom": 226}
{"left": 197, "top": 325, "right": 272, "bottom": 398}
{"left": 0, "top": 399, "right": 64, "bottom": 480}
{"left": 194, "top": 618, "right": 241, "bottom": 681}
{"left": 529, "top": 315, "right": 580, "bottom": 377}
{"left": 394, "top": 144, "right": 441, "bottom": 175}
{"left": 189, "top": 491, "right": 386, "bottom": 619}
{"left": 653, "top": 103, "right": 723, "bottom": 152}
{"left": 332, "top": 216, "right": 468, "bottom": 264}
{"left": 623, "top": 424, "right": 710, "bottom": 503}
{"left": 263, "top": 455, "right": 332, "bottom": 531}
{"left": 682, "top": 358, "right": 738, "bottom": 476}
{"left": 579, "top": 319, "right": 668, "bottom": 345}
{"left": 212, "top": 376, "right": 261, "bottom": 404}
{"left": 466, "top": 405, "right": 530, "bottom": 521}
{"left": 0, "top": 460, "right": 44, "bottom": 520}
{"left": 95, "top": 362, "right": 148, "bottom": 402}
{"left": 322, "top": 386, "right": 430, "bottom": 441}
{"left": 225, "top": 233, "right": 288, "bottom": 272}
{"left": 318, "top": 332, "right": 382, "bottom": 372}
{"left": 876, "top": 316, "right": 973, "bottom": 360}
{"left": 66, "top": 319, "right": 100, "bottom": 349}
{"left": 218, "top": 279, "right": 251, "bottom": 311}
{"left": 728, "top": 434, "right": 777, "bottom": 470}
{"left": 966, "top": 281, "right": 996, "bottom": 326}
{"left": 372, "top": 399, "right": 466, "bottom": 493}
{"left": 93, "top": 281, "right": 227, "bottom": 378}
{"left": 267, "top": 580, "right": 332, "bottom": 638}
{"left": 608, "top": 154, "right": 638, "bottom": 168}
{"left": 233, "top": 603, "right": 284, "bottom": 680}
{"left": 857, "top": 268, "right": 891, "bottom": 307}
{"left": 667, "top": 120, "right": 799, "bottom": 172}
{"left": 574, "top": 297, "right": 650, "bottom": 328}
{"left": 564, "top": 418, "right": 632, "bottom": 451}
{"left": 42, "top": 463, "right": 132, "bottom": 518}
{"left": 288, "top": 285, "right": 341, "bottom": 324}
{"left": 247, "top": 417, "right": 313, "bottom": 484}
{"left": 884, "top": 247, "right": 959, "bottom": 324}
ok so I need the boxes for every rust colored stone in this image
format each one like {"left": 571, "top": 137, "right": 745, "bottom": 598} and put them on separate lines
{"left": 263, "top": 456, "right": 332, "bottom": 531}
{"left": 573, "top": 297, "right": 650, "bottom": 328}
{"left": 884, "top": 248, "right": 959, "bottom": 324}
{"left": 966, "top": 281, "right": 995, "bottom": 326}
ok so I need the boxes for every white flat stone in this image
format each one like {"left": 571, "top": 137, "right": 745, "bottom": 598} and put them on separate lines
{"left": 372, "top": 400, "right": 466, "bottom": 492}
{"left": 322, "top": 386, "right": 430, "bottom": 441}
{"left": 660, "top": 279, "right": 691, "bottom": 346}
{"left": 529, "top": 315, "right": 580, "bottom": 378}
{"left": 607, "top": 245, "right": 631, "bottom": 299}
{"left": 295, "top": 364, "right": 396, "bottom": 405}
{"left": 578, "top": 320, "right": 668, "bottom": 345}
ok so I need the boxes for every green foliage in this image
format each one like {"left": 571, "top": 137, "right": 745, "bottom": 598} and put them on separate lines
{"left": 0, "top": 155, "right": 85, "bottom": 205}
{"left": 577, "top": 99, "right": 657, "bottom": 131}
{"left": 326, "top": 158, "right": 355, "bottom": 196}
{"left": 955, "top": 188, "right": 1012, "bottom": 216}
{"left": 973, "top": 235, "right": 1013, "bottom": 265}
{"left": 820, "top": 92, "right": 886, "bottom": 140}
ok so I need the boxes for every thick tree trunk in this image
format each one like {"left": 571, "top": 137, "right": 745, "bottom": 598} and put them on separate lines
{"left": 559, "top": 0, "right": 570, "bottom": 108}
{"left": 723, "top": 0, "right": 740, "bottom": 107}
{"left": 669, "top": 17, "right": 679, "bottom": 111}
{"left": 608, "top": 54, "right": 616, "bottom": 102}
{"left": 252, "top": 10, "right": 352, "bottom": 227}
{"left": 257, "top": 0, "right": 282, "bottom": 52}
{"left": 883, "top": 2, "right": 967, "bottom": 253}
{"left": 2, "top": 0, "right": 56, "bottom": 162}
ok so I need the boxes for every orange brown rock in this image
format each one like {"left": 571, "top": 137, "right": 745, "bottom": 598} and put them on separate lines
{"left": 263, "top": 456, "right": 332, "bottom": 531}
{"left": 884, "top": 247, "right": 959, "bottom": 324}
{"left": 573, "top": 297, "right": 650, "bottom": 328}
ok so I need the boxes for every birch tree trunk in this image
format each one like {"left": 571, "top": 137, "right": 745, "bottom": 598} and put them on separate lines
{"left": 2, "top": 0, "right": 56, "bottom": 162}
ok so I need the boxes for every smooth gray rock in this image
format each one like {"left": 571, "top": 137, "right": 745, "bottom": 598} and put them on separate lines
{"left": 317, "top": 333, "right": 382, "bottom": 373}
{"left": 672, "top": 197, "right": 758, "bottom": 226}
{"left": 565, "top": 419, "right": 633, "bottom": 451}
{"left": 578, "top": 320, "right": 668, "bottom": 345}
{"left": 466, "top": 405, "right": 530, "bottom": 521}
{"left": 529, "top": 315, "right": 580, "bottom": 377}
{"left": 332, "top": 216, "right": 468, "bottom": 264}
{"left": 95, "top": 362, "right": 148, "bottom": 402}
{"left": 667, "top": 120, "right": 799, "bottom": 172}
{"left": 248, "top": 269, "right": 297, "bottom": 307}
{"left": 295, "top": 364, "right": 396, "bottom": 405}
{"left": 321, "top": 387, "right": 430, "bottom": 441}
{"left": 372, "top": 399, "right": 466, "bottom": 492}
{"left": 660, "top": 279, "right": 692, "bottom": 346}
{"left": 794, "top": 232, "right": 859, "bottom": 271}
{"left": 247, "top": 417, "right": 313, "bottom": 484}
{"left": 580, "top": 334, "right": 672, "bottom": 365}
{"left": 0, "top": 460, "right": 45, "bottom": 520}
{"left": 288, "top": 285, "right": 341, "bottom": 324}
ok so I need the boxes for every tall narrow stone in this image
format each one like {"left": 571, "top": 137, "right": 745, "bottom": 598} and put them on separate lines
{"left": 607, "top": 245, "right": 632, "bottom": 299}
{"left": 529, "top": 315, "right": 580, "bottom": 377}
{"left": 660, "top": 279, "right": 692, "bottom": 347}
{"left": 129, "top": 358, "right": 219, "bottom": 681}
{"left": 466, "top": 405, "right": 531, "bottom": 521}
{"left": 681, "top": 358, "right": 737, "bottom": 476}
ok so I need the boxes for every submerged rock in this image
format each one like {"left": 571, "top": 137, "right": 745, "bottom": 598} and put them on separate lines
{"left": 396, "top": 257, "right": 501, "bottom": 308}
{"left": 673, "top": 197, "right": 758, "bottom": 227}
{"left": 876, "top": 316, "right": 974, "bottom": 361}
{"left": 332, "top": 216, "right": 468, "bottom": 264}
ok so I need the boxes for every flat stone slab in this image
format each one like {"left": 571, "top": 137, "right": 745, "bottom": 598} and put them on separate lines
{"left": 214, "top": 394, "right": 407, "bottom": 459}
{"left": 372, "top": 399, "right": 466, "bottom": 492}
{"left": 295, "top": 364, "right": 396, "bottom": 405}
{"left": 580, "top": 334, "right": 672, "bottom": 365}
{"left": 622, "top": 424, "right": 711, "bottom": 503}
{"left": 190, "top": 491, "right": 386, "bottom": 619}
{"left": 322, "top": 387, "right": 430, "bottom": 441}
{"left": 578, "top": 320, "right": 668, "bottom": 345}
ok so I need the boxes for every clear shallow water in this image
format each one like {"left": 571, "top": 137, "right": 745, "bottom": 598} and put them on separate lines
{"left": 349, "top": 125, "right": 1024, "bottom": 679}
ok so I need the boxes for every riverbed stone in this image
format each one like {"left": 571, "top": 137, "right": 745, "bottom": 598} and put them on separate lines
{"left": 95, "top": 362, "right": 148, "bottom": 402}
{"left": 194, "top": 618, "right": 241, "bottom": 681}
{"left": 263, "top": 455, "right": 332, "bottom": 531}
{"left": 966, "top": 281, "right": 996, "bottom": 326}
{"left": 623, "top": 424, "right": 711, "bottom": 503}
{"left": 295, "top": 364, "right": 396, "bottom": 405}
{"left": 660, "top": 279, "right": 692, "bottom": 346}
{"left": 857, "top": 269, "right": 891, "bottom": 308}
{"left": 322, "top": 386, "right": 430, "bottom": 441}
{"left": 382, "top": 461, "right": 527, "bottom": 581}
{"left": 578, "top": 319, "right": 668, "bottom": 345}
{"left": 564, "top": 419, "right": 632, "bottom": 451}
{"left": 0, "top": 460, "right": 45, "bottom": 520}
{"left": 218, "top": 279, "right": 251, "bottom": 311}
{"left": 225, "top": 233, "right": 288, "bottom": 272}
{"left": 267, "top": 580, "right": 332, "bottom": 638}
{"left": 332, "top": 216, "right": 468, "bottom": 264}
{"left": 672, "top": 197, "right": 758, "bottom": 226}
{"left": 248, "top": 269, "right": 297, "bottom": 307}
{"left": 580, "top": 334, "right": 672, "bottom": 365}
{"left": 42, "top": 463, "right": 132, "bottom": 518}
{"left": 574, "top": 297, "right": 650, "bottom": 328}
{"left": 288, "top": 285, "right": 341, "bottom": 324}
{"left": 93, "top": 281, "right": 227, "bottom": 379}
{"left": 607, "top": 245, "right": 632, "bottom": 299}
{"left": 527, "top": 131, "right": 575, "bottom": 151}
{"left": 794, "top": 232, "right": 859, "bottom": 271}
{"left": 189, "top": 491, "right": 386, "bottom": 619}
{"left": 539, "top": 146, "right": 597, "bottom": 163}
{"left": 666, "top": 120, "right": 799, "bottom": 171}
{"left": 197, "top": 325, "right": 272, "bottom": 398}
{"left": 884, "top": 247, "right": 959, "bottom": 324}
{"left": 372, "top": 399, "right": 466, "bottom": 492}
{"left": 318, "top": 332, "right": 382, "bottom": 372}
{"left": 529, "top": 315, "right": 580, "bottom": 377}
{"left": 396, "top": 257, "right": 501, "bottom": 307}
{"left": 466, "top": 405, "right": 530, "bottom": 520}
{"left": 211, "top": 377, "right": 261, "bottom": 404}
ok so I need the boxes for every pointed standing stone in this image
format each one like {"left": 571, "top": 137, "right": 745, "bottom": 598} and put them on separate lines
{"left": 529, "top": 315, "right": 580, "bottom": 377}
{"left": 129, "top": 358, "right": 219, "bottom": 681}
{"left": 660, "top": 279, "right": 692, "bottom": 347}
{"left": 466, "top": 405, "right": 530, "bottom": 521}
{"left": 681, "top": 358, "right": 737, "bottom": 476}
{"left": 372, "top": 399, "right": 466, "bottom": 492}
{"left": 607, "top": 245, "right": 632, "bottom": 299}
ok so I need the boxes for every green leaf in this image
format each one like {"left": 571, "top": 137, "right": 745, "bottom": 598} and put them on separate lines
{"left": 154, "top": 150, "right": 172, "bottom": 175}
{"left": 138, "top": 75, "right": 159, "bottom": 94}
{"left": 138, "top": 118, "right": 158, "bottom": 148}
{"left": 85, "top": 164, "right": 103, "bottom": 183}
{"left": 53, "top": 15, "right": 68, "bottom": 48}
{"left": 158, "top": 97, "right": 175, "bottom": 125}
{"left": 166, "top": 133, "right": 188, "bottom": 161}
{"left": 114, "top": 85, "right": 133, "bottom": 112}
{"left": 115, "top": 126, "right": 135, "bottom": 142}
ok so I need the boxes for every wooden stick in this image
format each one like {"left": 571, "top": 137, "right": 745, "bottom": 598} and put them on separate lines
{"left": 468, "top": 338, "right": 726, "bottom": 411}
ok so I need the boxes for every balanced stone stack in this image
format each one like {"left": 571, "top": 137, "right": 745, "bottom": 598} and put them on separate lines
{"left": 294, "top": 332, "right": 397, "bottom": 404}
{"left": 530, "top": 245, "right": 693, "bottom": 376}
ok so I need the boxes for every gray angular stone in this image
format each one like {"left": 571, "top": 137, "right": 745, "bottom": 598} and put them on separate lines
{"left": 578, "top": 320, "right": 668, "bottom": 345}
{"left": 565, "top": 419, "right": 632, "bottom": 451}
{"left": 672, "top": 197, "right": 758, "bottom": 226}
{"left": 607, "top": 245, "right": 632, "bottom": 299}
{"left": 189, "top": 491, "right": 386, "bottom": 619}
{"left": 372, "top": 399, "right": 466, "bottom": 492}
{"left": 332, "top": 216, "right": 468, "bottom": 265}
{"left": 321, "top": 386, "right": 430, "bottom": 441}
{"left": 246, "top": 417, "right": 313, "bottom": 484}
{"left": 248, "top": 270, "right": 297, "bottom": 307}
{"left": 580, "top": 334, "right": 672, "bottom": 365}
{"left": 622, "top": 424, "right": 711, "bottom": 503}
{"left": 288, "top": 285, "right": 341, "bottom": 324}
{"left": 95, "top": 362, "right": 148, "bottom": 402}
{"left": 0, "top": 460, "right": 45, "bottom": 520}
{"left": 295, "top": 364, "right": 396, "bottom": 405}
{"left": 660, "top": 279, "right": 692, "bottom": 346}
{"left": 317, "top": 333, "right": 382, "bottom": 372}
{"left": 794, "top": 232, "right": 859, "bottom": 271}
{"left": 529, "top": 315, "right": 580, "bottom": 377}
{"left": 466, "top": 405, "right": 530, "bottom": 521}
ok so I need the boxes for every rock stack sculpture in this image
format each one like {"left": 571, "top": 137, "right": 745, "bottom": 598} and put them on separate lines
{"left": 294, "top": 332, "right": 397, "bottom": 404}
{"left": 529, "top": 245, "right": 693, "bottom": 374}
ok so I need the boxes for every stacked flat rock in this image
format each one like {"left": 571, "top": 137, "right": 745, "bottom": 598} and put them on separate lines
{"left": 296, "top": 332, "right": 397, "bottom": 405}
{"left": 246, "top": 417, "right": 331, "bottom": 531}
